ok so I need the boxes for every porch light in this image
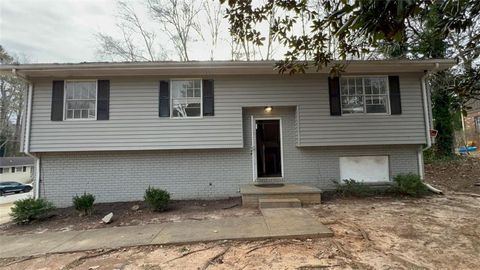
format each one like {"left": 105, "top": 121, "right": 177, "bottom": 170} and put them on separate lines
{"left": 264, "top": 106, "right": 273, "bottom": 113}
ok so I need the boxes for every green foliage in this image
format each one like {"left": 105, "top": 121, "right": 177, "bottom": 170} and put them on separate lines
{"left": 431, "top": 81, "right": 455, "bottom": 157}
{"left": 334, "top": 179, "right": 374, "bottom": 197}
{"left": 424, "top": 148, "right": 463, "bottom": 164}
{"left": 392, "top": 174, "right": 430, "bottom": 197}
{"left": 452, "top": 109, "right": 463, "bottom": 131}
{"left": 72, "top": 192, "right": 96, "bottom": 216}
{"left": 144, "top": 187, "right": 170, "bottom": 212}
{"left": 10, "top": 198, "right": 55, "bottom": 225}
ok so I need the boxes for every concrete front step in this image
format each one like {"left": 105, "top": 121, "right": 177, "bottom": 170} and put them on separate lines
{"left": 259, "top": 198, "right": 302, "bottom": 209}
{"left": 240, "top": 184, "right": 322, "bottom": 207}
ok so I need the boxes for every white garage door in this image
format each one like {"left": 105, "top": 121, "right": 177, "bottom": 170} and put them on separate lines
{"left": 339, "top": 156, "right": 390, "bottom": 183}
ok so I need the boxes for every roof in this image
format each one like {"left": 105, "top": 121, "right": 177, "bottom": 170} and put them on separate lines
{"left": 466, "top": 99, "right": 480, "bottom": 113}
{"left": 0, "top": 59, "right": 456, "bottom": 79}
{"left": 0, "top": 157, "right": 35, "bottom": 167}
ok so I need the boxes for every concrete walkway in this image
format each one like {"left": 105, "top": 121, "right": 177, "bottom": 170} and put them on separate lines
{"left": 0, "top": 208, "right": 332, "bottom": 258}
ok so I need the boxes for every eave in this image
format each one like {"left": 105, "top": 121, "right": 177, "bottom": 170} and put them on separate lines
{"left": 0, "top": 59, "right": 457, "bottom": 79}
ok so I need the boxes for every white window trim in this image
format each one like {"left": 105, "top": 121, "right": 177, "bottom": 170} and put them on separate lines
{"left": 63, "top": 79, "right": 98, "bottom": 121}
{"left": 169, "top": 78, "right": 203, "bottom": 119}
{"left": 340, "top": 75, "right": 391, "bottom": 116}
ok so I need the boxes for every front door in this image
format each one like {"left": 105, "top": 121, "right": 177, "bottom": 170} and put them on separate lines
{"left": 255, "top": 119, "right": 282, "bottom": 178}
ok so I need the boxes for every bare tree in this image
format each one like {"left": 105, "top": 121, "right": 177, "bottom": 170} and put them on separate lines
{"left": 203, "top": 1, "right": 223, "bottom": 61}
{"left": 148, "top": 0, "right": 202, "bottom": 61}
{"left": 0, "top": 46, "right": 27, "bottom": 156}
{"left": 96, "top": 1, "right": 166, "bottom": 62}
{"left": 227, "top": 36, "right": 243, "bottom": 61}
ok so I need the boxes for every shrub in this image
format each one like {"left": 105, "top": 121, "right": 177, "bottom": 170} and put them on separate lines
{"left": 392, "top": 173, "right": 430, "bottom": 197}
{"left": 10, "top": 198, "right": 55, "bottom": 225}
{"left": 73, "top": 192, "right": 96, "bottom": 216}
{"left": 334, "top": 179, "right": 374, "bottom": 197}
{"left": 144, "top": 186, "right": 170, "bottom": 212}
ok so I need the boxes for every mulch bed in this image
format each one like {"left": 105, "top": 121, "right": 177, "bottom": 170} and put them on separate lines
{"left": 0, "top": 197, "right": 260, "bottom": 236}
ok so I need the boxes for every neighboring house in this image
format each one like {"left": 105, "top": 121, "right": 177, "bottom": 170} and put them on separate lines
{"left": 0, "top": 60, "right": 455, "bottom": 206}
{"left": 463, "top": 99, "right": 480, "bottom": 146}
{"left": 0, "top": 157, "right": 34, "bottom": 183}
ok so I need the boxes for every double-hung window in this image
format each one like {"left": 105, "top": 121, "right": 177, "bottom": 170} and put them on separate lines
{"left": 340, "top": 77, "right": 390, "bottom": 114}
{"left": 171, "top": 79, "right": 202, "bottom": 118}
{"left": 64, "top": 80, "right": 97, "bottom": 120}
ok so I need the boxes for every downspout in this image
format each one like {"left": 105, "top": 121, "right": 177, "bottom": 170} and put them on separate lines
{"left": 417, "top": 72, "right": 431, "bottom": 180}
{"left": 419, "top": 67, "right": 443, "bottom": 194}
{"left": 422, "top": 71, "right": 433, "bottom": 151}
{"left": 13, "top": 69, "right": 40, "bottom": 199}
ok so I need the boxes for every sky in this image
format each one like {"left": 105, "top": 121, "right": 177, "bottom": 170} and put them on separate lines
{"left": 0, "top": 0, "right": 238, "bottom": 63}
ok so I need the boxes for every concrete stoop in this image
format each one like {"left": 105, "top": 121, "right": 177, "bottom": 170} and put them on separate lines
{"left": 259, "top": 198, "right": 302, "bottom": 209}
{"left": 240, "top": 184, "right": 322, "bottom": 207}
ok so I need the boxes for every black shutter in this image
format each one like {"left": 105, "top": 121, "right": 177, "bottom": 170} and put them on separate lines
{"left": 328, "top": 77, "right": 341, "bottom": 116}
{"left": 159, "top": 80, "right": 170, "bottom": 117}
{"left": 97, "top": 80, "right": 110, "bottom": 120}
{"left": 51, "top": 80, "right": 64, "bottom": 121}
{"left": 389, "top": 76, "right": 402, "bottom": 115}
{"left": 203, "top": 80, "right": 214, "bottom": 116}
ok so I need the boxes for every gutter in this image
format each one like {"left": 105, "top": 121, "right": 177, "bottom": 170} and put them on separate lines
{"left": 12, "top": 69, "right": 40, "bottom": 199}
{"left": 0, "top": 59, "right": 457, "bottom": 77}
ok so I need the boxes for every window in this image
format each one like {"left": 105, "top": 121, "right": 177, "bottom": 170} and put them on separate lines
{"left": 1, "top": 168, "right": 9, "bottom": 174}
{"left": 475, "top": 117, "right": 480, "bottom": 133}
{"left": 14, "top": 167, "right": 23, "bottom": 173}
{"left": 11, "top": 167, "right": 15, "bottom": 173}
{"left": 23, "top": 166, "right": 27, "bottom": 172}
{"left": 64, "top": 80, "right": 97, "bottom": 120}
{"left": 340, "top": 77, "right": 389, "bottom": 114}
{"left": 0, "top": 168, "right": 3, "bottom": 174}
{"left": 171, "top": 79, "right": 202, "bottom": 118}
{"left": 339, "top": 156, "right": 390, "bottom": 182}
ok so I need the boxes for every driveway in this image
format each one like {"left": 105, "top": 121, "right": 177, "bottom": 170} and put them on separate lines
{"left": 0, "top": 191, "right": 33, "bottom": 224}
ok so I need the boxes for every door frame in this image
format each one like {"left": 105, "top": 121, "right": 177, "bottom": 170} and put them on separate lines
{"left": 251, "top": 116, "right": 284, "bottom": 181}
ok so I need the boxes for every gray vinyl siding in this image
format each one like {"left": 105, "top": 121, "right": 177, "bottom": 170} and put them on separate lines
{"left": 39, "top": 105, "right": 419, "bottom": 206}
{"left": 29, "top": 73, "right": 426, "bottom": 152}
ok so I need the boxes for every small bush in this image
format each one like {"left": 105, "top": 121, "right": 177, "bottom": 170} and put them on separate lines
{"left": 73, "top": 192, "right": 95, "bottom": 216}
{"left": 392, "top": 173, "right": 430, "bottom": 197}
{"left": 334, "top": 179, "right": 375, "bottom": 197}
{"left": 10, "top": 198, "right": 55, "bottom": 225}
{"left": 144, "top": 186, "right": 170, "bottom": 212}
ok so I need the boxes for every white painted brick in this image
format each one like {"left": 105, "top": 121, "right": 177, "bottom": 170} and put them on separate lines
{"left": 39, "top": 107, "right": 420, "bottom": 207}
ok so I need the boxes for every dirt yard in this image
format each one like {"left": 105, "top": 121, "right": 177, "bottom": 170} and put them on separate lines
{"left": 1, "top": 158, "right": 479, "bottom": 269}
{"left": 425, "top": 156, "right": 480, "bottom": 194}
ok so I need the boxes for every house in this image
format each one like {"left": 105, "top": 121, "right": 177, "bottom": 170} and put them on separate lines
{"left": 0, "top": 157, "right": 35, "bottom": 183}
{"left": 0, "top": 60, "right": 455, "bottom": 207}
{"left": 462, "top": 99, "right": 480, "bottom": 147}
